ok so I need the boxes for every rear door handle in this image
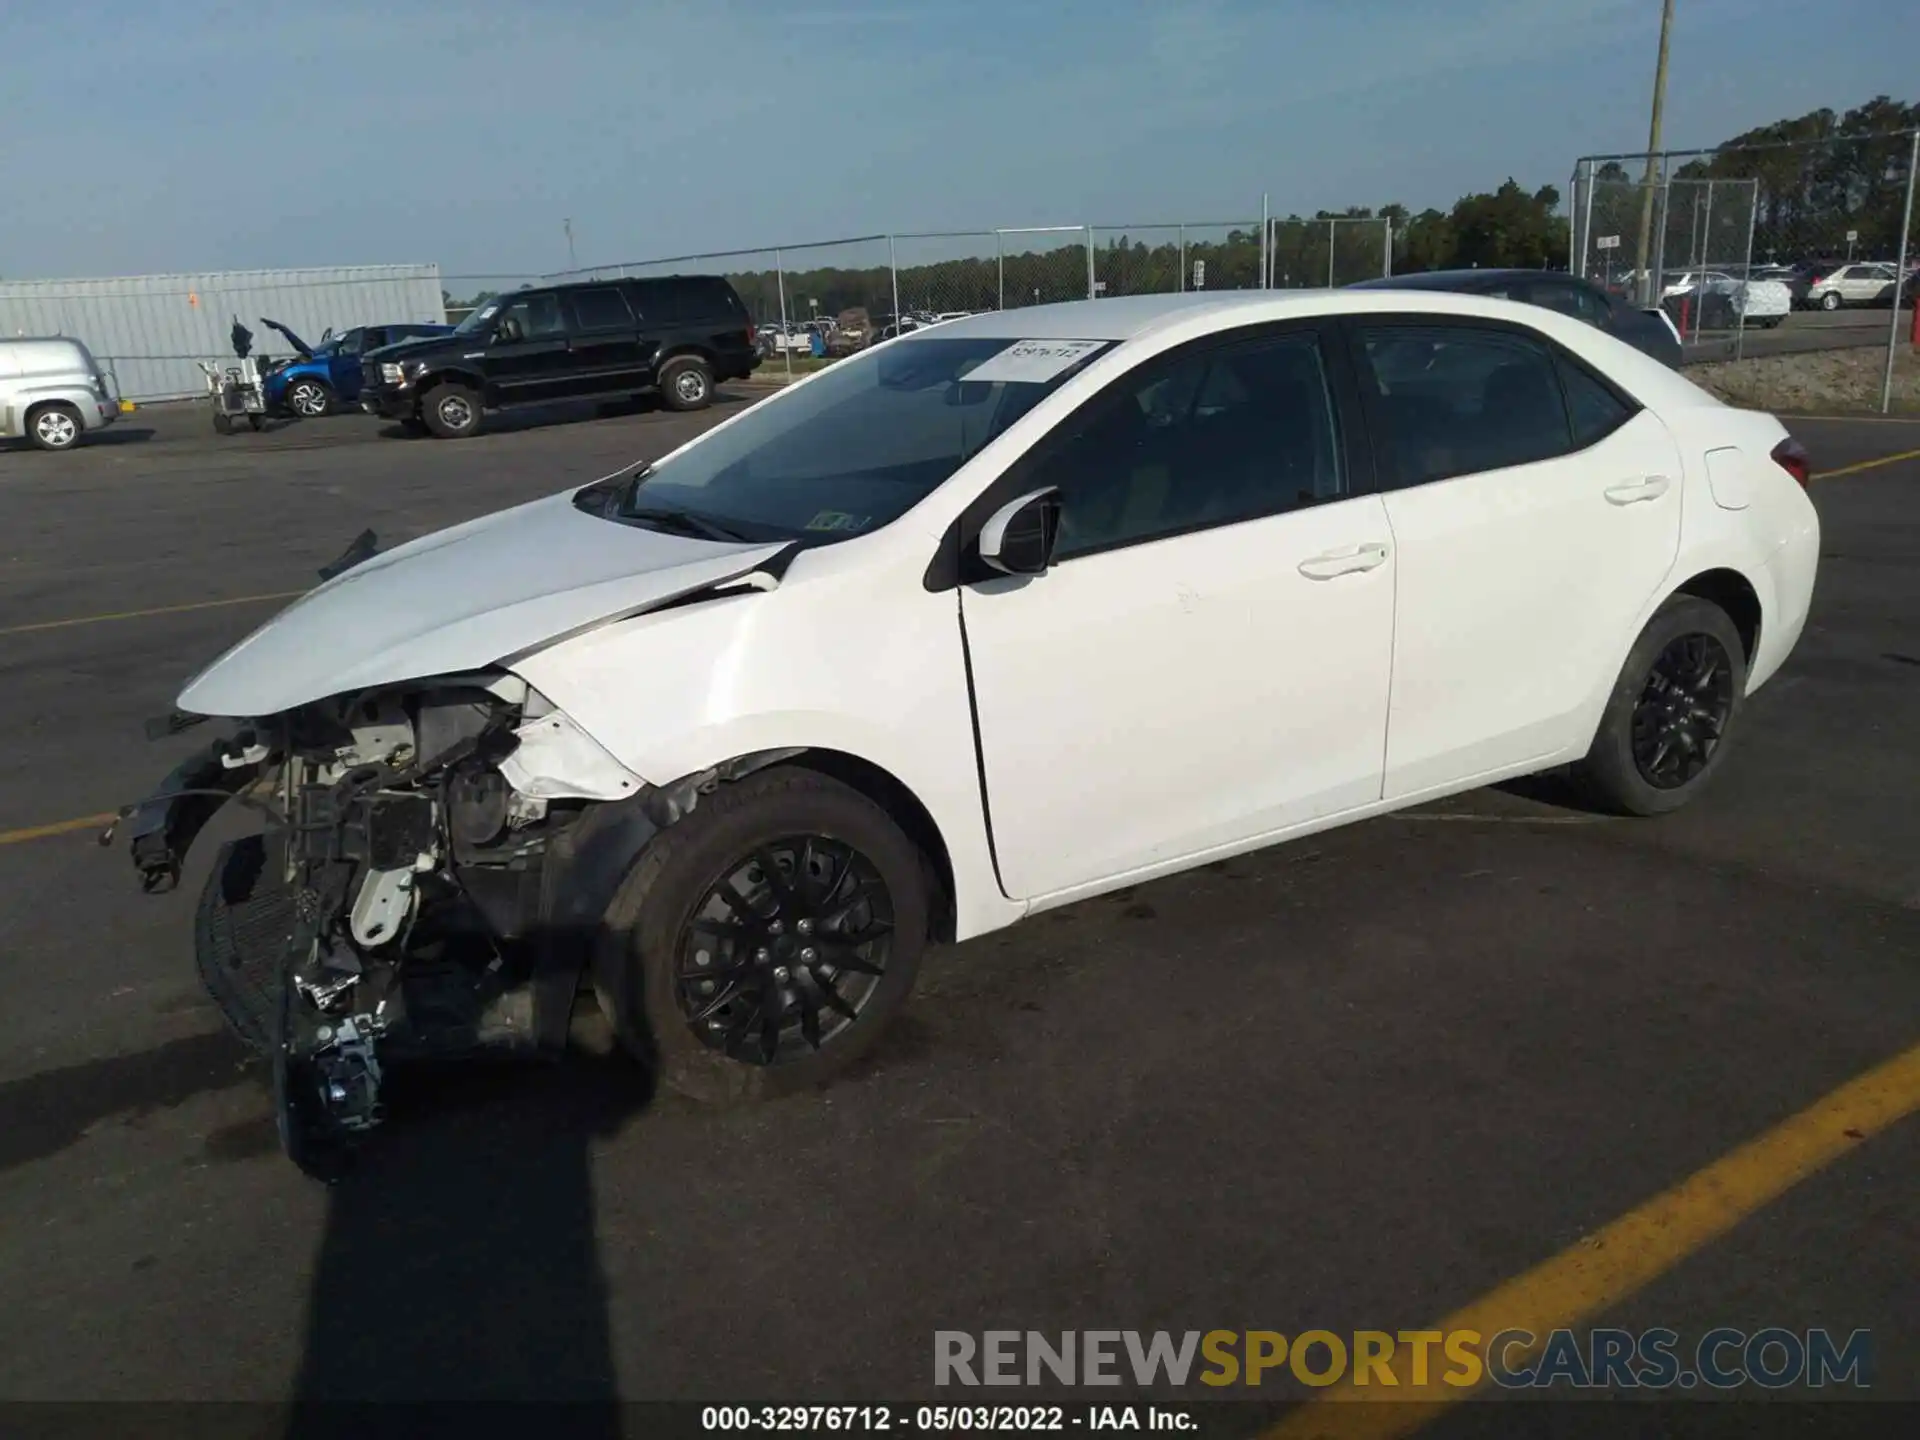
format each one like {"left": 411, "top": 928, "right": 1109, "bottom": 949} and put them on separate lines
{"left": 1605, "top": 476, "right": 1672, "bottom": 505}
{"left": 1298, "top": 542, "right": 1390, "bottom": 580}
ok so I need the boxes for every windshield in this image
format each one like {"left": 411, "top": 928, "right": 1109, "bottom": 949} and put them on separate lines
{"left": 613, "top": 335, "right": 1114, "bottom": 542}
{"left": 452, "top": 298, "right": 504, "bottom": 337}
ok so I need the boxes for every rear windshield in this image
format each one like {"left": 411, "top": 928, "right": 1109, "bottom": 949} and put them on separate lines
{"left": 611, "top": 335, "right": 1115, "bottom": 542}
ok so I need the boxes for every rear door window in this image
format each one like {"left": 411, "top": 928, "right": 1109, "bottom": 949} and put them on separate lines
{"left": 1354, "top": 324, "right": 1574, "bottom": 487}
{"left": 566, "top": 286, "right": 636, "bottom": 333}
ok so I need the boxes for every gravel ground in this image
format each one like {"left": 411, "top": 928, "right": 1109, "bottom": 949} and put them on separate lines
{"left": 1689, "top": 343, "right": 1919, "bottom": 413}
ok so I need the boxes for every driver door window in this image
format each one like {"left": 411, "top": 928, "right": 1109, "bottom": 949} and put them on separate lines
{"left": 1029, "top": 332, "right": 1346, "bottom": 560}
{"left": 494, "top": 293, "right": 566, "bottom": 344}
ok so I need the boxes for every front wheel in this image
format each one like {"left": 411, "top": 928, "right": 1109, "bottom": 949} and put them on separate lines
{"left": 597, "top": 767, "right": 929, "bottom": 1104}
{"left": 1820, "top": 290, "right": 1843, "bottom": 311}
{"left": 657, "top": 355, "right": 714, "bottom": 412}
{"left": 1573, "top": 596, "right": 1747, "bottom": 816}
{"left": 420, "top": 382, "right": 482, "bottom": 439}
{"left": 286, "top": 378, "right": 334, "bottom": 418}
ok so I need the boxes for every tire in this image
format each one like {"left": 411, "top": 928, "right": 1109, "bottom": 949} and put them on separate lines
{"left": 286, "top": 377, "right": 334, "bottom": 418}
{"left": 212, "top": 411, "right": 234, "bottom": 436}
{"left": 247, "top": 414, "right": 265, "bottom": 432}
{"left": 596, "top": 767, "right": 929, "bottom": 1104}
{"left": 420, "top": 382, "right": 482, "bottom": 439}
{"left": 1820, "top": 290, "right": 1842, "bottom": 311}
{"left": 27, "top": 402, "right": 83, "bottom": 451}
{"left": 657, "top": 354, "right": 714, "bottom": 412}
{"left": 1573, "top": 596, "right": 1747, "bottom": 817}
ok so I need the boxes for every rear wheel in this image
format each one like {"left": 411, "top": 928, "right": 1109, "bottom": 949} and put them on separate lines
{"left": 1573, "top": 596, "right": 1746, "bottom": 816}
{"left": 421, "top": 382, "right": 482, "bottom": 439}
{"left": 212, "top": 411, "right": 234, "bottom": 436}
{"left": 27, "top": 402, "right": 82, "bottom": 451}
{"left": 658, "top": 355, "right": 714, "bottom": 412}
{"left": 1820, "top": 290, "right": 1843, "bottom": 311}
{"left": 597, "top": 767, "right": 928, "bottom": 1104}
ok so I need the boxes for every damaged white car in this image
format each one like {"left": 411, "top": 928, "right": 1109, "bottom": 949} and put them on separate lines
{"left": 117, "top": 291, "right": 1819, "bottom": 1173}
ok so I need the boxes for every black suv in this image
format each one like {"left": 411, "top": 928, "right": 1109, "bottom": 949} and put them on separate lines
{"left": 359, "top": 275, "right": 760, "bottom": 438}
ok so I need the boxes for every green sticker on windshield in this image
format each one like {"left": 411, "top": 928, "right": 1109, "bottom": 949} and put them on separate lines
{"left": 804, "top": 510, "right": 868, "bottom": 533}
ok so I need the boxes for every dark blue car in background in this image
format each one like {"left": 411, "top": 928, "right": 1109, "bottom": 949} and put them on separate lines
{"left": 260, "top": 318, "right": 453, "bottom": 417}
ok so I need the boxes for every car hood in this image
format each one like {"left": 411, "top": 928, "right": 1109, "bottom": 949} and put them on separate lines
{"left": 177, "top": 490, "right": 787, "bottom": 718}
{"left": 260, "top": 318, "right": 313, "bottom": 357}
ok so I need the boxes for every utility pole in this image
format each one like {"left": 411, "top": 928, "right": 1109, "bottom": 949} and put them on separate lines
{"left": 1633, "top": 0, "right": 1676, "bottom": 306}
{"left": 564, "top": 218, "right": 577, "bottom": 270}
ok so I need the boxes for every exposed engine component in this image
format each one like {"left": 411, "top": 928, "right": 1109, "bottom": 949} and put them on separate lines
{"left": 125, "top": 673, "right": 625, "bottom": 1176}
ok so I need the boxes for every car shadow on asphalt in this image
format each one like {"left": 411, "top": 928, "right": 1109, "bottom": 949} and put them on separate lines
{"left": 1, "top": 427, "right": 159, "bottom": 453}
{"left": 371, "top": 390, "right": 754, "bottom": 441}
{"left": 283, "top": 926, "right": 654, "bottom": 1429}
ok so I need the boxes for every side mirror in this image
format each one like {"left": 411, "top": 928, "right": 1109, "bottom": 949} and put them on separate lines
{"left": 978, "top": 488, "right": 1061, "bottom": 577}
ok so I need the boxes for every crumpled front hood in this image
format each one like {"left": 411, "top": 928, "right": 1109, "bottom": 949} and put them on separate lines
{"left": 177, "top": 490, "right": 785, "bottom": 718}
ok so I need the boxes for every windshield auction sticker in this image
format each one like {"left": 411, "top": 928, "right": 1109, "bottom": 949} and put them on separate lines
{"left": 962, "top": 339, "right": 1106, "bottom": 385}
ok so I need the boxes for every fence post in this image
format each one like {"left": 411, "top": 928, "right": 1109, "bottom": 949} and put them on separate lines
{"left": 1260, "top": 194, "right": 1270, "bottom": 289}
{"left": 1650, "top": 153, "right": 1673, "bottom": 317}
{"left": 1579, "top": 158, "right": 1596, "bottom": 281}
{"left": 1179, "top": 224, "right": 1186, "bottom": 292}
{"left": 1383, "top": 215, "right": 1393, "bottom": 278}
{"left": 1735, "top": 178, "right": 1759, "bottom": 363}
{"left": 1085, "top": 225, "right": 1096, "bottom": 300}
{"left": 1328, "top": 219, "right": 1337, "bottom": 289}
{"left": 1883, "top": 129, "right": 1919, "bottom": 415}
{"left": 888, "top": 236, "right": 902, "bottom": 331}
{"left": 996, "top": 232, "right": 1005, "bottom": 310}
{"left": 775, "top": 248, "right": 792, "bottom": 383}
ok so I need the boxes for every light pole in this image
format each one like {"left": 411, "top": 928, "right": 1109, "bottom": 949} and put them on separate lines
{"left": 1633, "top": 0, "right": 1676, "bottom": 306}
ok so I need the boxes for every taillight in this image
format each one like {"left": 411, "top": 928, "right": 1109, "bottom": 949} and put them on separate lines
{"left": 1771, "top": 437, "right": 1812, "bottom": 490}
{"left": 747, "top": 321, "right": 757, "bottom": 346}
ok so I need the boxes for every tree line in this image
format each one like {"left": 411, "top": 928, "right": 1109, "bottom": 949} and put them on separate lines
{"left": 444, "top": 95, "right": 1914, "bottom": 319}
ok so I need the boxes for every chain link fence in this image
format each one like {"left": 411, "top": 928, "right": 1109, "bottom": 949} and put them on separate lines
{"left": 1264, "top": 217, "right": 1393, "bottom": 289}
{"left": 522, "top": 204, "right": 1408, "bottom": 382}
{"left": 1572, "top": 129, "right": 1919, "bottom": 407}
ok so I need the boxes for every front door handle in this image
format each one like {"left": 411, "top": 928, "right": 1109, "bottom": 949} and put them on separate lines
{"left": 1298, "top": 542, "right": 1390, "bottom": 580}
{"left": 1605, "top": 475, "right": 1672, "bottom": 505}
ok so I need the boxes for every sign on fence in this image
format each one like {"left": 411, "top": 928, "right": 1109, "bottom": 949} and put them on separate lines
{"left": 1596, "top": 235, "right": 1621, "bottom": 251}
{"left": 1192, "top": 260, "right": 1206, "bottom": 289}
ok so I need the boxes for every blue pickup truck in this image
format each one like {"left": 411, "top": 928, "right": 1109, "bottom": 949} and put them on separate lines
{"left": 260, "top": 318, "right": 453, "bottom": 418}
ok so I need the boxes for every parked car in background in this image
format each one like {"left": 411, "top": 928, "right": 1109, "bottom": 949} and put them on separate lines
{"left": 1805, "top": 262, "right": 1899, "bottom": 310}
{"left": 260, "top": 320, "right": 454, "bottom": 418}
{"left": 1658, "top": 272, "right": 1791, "bottom": 330}
{"left": 357, "top": 275, "right": 760, "bottom": 438}
{"left": 0, "top": 336, "right": 129, "bottom": 451}
{"left": 1348, "top": 269, "right": 1683, "bottom": 367}
{"left": 125, "top": 288, "right": 1819, "bottom": 1168}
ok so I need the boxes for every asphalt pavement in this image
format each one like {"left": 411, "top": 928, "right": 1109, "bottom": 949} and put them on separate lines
{"left": 0, "top": 389, "right": 1916, "bottom": 1430}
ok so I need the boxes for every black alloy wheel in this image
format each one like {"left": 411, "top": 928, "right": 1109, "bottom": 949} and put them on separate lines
{"left": 1629, "top": 633, "right": 1736, "bottom": 789}
{"left": 675, "top": 835, "right": 895, "bottom": 1064}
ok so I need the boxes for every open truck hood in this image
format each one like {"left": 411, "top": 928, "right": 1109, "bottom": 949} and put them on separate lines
{"left": 177, "top": 490, "right": 786, "bottom": 718}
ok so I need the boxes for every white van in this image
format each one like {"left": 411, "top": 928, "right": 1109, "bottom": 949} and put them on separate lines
{"left": 0, "top": 337, "right": 128, "bottom": 451}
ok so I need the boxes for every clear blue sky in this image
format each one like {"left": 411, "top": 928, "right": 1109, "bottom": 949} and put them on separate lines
{"left": 5, "top": 0, "right": 1913, "bottom": 281}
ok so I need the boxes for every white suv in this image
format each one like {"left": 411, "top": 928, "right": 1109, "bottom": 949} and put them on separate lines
{"left": 0, "top": 337, "right": 126, "bottom": 451}
{"left": 1806, "top": 262, "right": 1897, "bottom": 310}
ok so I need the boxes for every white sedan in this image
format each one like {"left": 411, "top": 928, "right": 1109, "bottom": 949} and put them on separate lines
{"left": 121, "top": 289, "right": 1820, "bottom": 1171}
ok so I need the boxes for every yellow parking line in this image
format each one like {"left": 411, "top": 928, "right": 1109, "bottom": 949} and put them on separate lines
{"left": 0, "top": 590, "right": 302, "bottom": 638}
{"left": 1812, "top": 446, "right": 1920, "bottom": 481}
{"left": 0, "top": 812, "right": 118, "bottom": 847}
{"left": 1265, "top": 1036, "right": 1920, "bottom": 1439}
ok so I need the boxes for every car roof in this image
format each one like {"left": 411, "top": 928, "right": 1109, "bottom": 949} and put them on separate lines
{"left": 898, "top": 286, "right": 1575, "bottom": 345}
{"left": 1347, "top": 268, "right": 1576, "bottom": 291}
